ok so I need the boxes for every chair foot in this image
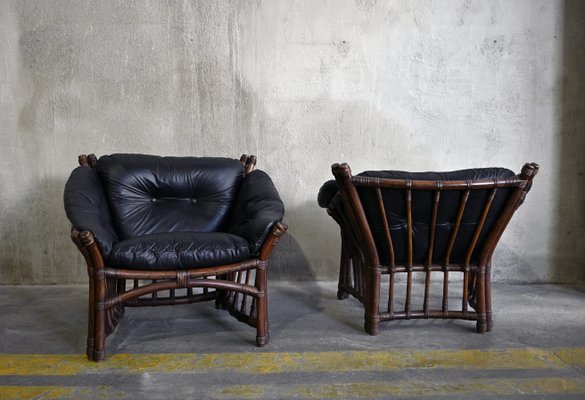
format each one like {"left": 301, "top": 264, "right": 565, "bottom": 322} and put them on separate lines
{"left": 364, "top": 315, "right": 379, "bottom": 336}
{"left": 337, "top": 290, "right": 349, "bottom": 300}
{"left": 476, "top": 320, "right": 488, "bottom": 334}
{"left": 86, "top": 340, "right": 95, "bottom": 360}
{"left": 93, "top": 350, "right": 106, "bottom": 362}
{"left": 256, "top": 334, "right": 269, "bottom": 347}
{"left": 365, "top": 323, "right": 379, "bottom": 336}
{"left": 487, "top": 316, "right": 493, "bottom": 332}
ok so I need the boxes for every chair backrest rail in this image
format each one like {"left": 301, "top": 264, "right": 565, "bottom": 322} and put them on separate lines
{"left": 465, "top": 188, "right": 498, "bottom": 266}
{"left": 353, "top": 176, "right": 526, "bottom": 190}
{"left": 444, "top": 189, "right": 470, "bottom": 267}
{"left": 375, "top": 187, "right": 395, "bottom": 268}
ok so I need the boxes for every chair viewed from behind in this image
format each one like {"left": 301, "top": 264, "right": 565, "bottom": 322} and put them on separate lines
{"left": 318, "top": 162, "right": 538, "bottom": 335}
{"left": 64, "top": 153, "right": 286, "bottom": 361}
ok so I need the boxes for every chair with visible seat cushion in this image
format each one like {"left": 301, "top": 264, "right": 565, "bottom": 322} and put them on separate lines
{"left": 64, "top": 153, "right": 286, "bottom": 361}
{"left": 318, "top": 162, "right": 538, "bottom": 335}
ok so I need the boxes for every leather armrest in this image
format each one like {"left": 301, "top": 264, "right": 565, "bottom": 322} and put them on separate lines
{"left": 227, "top": 170, "right": 285, "bottom": 255}
{"left": 317, "top": 180, "right": 339, "bottom": 208}
{"left": 63, "top": 166, "right": 119, "bottom": 257}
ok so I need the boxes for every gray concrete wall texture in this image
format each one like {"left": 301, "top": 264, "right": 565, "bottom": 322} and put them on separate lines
{"left": 0, "top": 1, "right": 584, "bottom": 284}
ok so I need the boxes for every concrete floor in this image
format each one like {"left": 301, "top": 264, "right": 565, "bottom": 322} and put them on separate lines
{"left": 1, "top": 282, "right": 585, "bottom": 399}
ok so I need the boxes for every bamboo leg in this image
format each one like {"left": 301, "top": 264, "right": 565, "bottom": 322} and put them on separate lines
{"left": 475, "top": 265, "right": 487, "bottom": 334}
{"left": 486, "top": 263, "right": 493, "bottom": 331}
{"left": 364, "top": 266, "right": 380, "bottom": 335}
{"left": 116, "top": 278, "right": 126, "bottom": 320}
{"left": 255, "top": 265, "right": 269, "bottom": 346}
{"left": 337, "top": 235, "right": 350, "bottom": 300}
{"left": 467, "top": 270, "right": 477, "bottom": 310}
{"left": 86, "top": 270, "right": 96, "bottom": 361}
{"left": 94, "top": 269, "right": 107, "bottom": 361}
{"left": 215, "top": 274, "right": 227, "bottom": 309}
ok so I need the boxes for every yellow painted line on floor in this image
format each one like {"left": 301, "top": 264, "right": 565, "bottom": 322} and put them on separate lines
{"left": 0, "top": 386, "right": 128, "bottom": 399}
{"left": 0, "top": 347, "right": 584, "bottom": 376}
{"left": 7, "top": 379, "right": 584, "bottom": 400}
{"left": 212, "top": 384, "right": 265, "bottom": 399}
{"left": 554, "top": 347, "right": 585, "bottom": 368}
{"left": 211, "top": 377, "right": 585, "bottom": 399}
{"left": 0, "top": 386, "right": 76, "bottom": 400}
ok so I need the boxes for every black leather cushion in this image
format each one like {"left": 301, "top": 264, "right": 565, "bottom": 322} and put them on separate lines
{"left": 357, "top": 168, "right": 515, "bottom": 265}
{"left": 317, "top": 180, "right": 339, "bottom": 208}
{"left": 97, "top": 154, "right": 244, "bottom": 239}
{"left": 228, "top": 170, "right": 285, "bottom": 254}
{"left": 109, "top": 232, "right": 251, "bottom": 270}
{"left": 64, "top": 166, "right": 119, "bottom": 256}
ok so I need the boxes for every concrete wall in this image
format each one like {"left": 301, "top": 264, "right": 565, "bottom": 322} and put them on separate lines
{"left": 1, "top": 0, "right": 584, "bottom": 284}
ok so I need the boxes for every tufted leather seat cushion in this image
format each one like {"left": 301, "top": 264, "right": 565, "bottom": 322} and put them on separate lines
{"left": 97, "top": 154, "right": 244, "bottom": 239}
{"left": 109, "top": 231, "right": 251, "bottom": 270}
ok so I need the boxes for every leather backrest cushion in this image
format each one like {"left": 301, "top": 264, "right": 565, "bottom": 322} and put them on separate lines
{"left": 97, "top": 154, "right": 244, "bottom": 239}
{"left": 357, "top": 168, "right": 515, "bottom": 265}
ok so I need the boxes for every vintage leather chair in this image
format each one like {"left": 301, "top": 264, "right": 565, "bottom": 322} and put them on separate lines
{"left": 64, "top": 153, "right": 286, "bottom": 361}
{"left": 318, "top": 162, "right": 538, "bottom": 334}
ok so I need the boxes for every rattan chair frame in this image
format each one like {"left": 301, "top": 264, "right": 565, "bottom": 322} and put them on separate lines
{"left": 327, "top": 162, "right": 539, "bottom": 335}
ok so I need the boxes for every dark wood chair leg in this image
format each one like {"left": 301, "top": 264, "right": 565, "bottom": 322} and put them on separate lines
{"left": 215, "top": 274, "right": 227, "bottom": 309}
{"left": 486, "top": 263, "right": 493, "bottom": 332}
{"left": 364, "top": 267, "right": 381, "bottom": 335}
{"left": 364, "top": 314, "right": 380, "bottom": 335}
{"left": 255, "top": 265, "right": 268, "bottom": 347}
{"left": 94, "top": 270, "right": 107, "bottom": 361}
{"left": 86, "top": 273, "right": 96, "bottom": 361}
{"left": 475, "top": 266, "right": 488, "bottom": 334}
{"left": 337, "top": 236, "right": 350, "bottom": 300}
